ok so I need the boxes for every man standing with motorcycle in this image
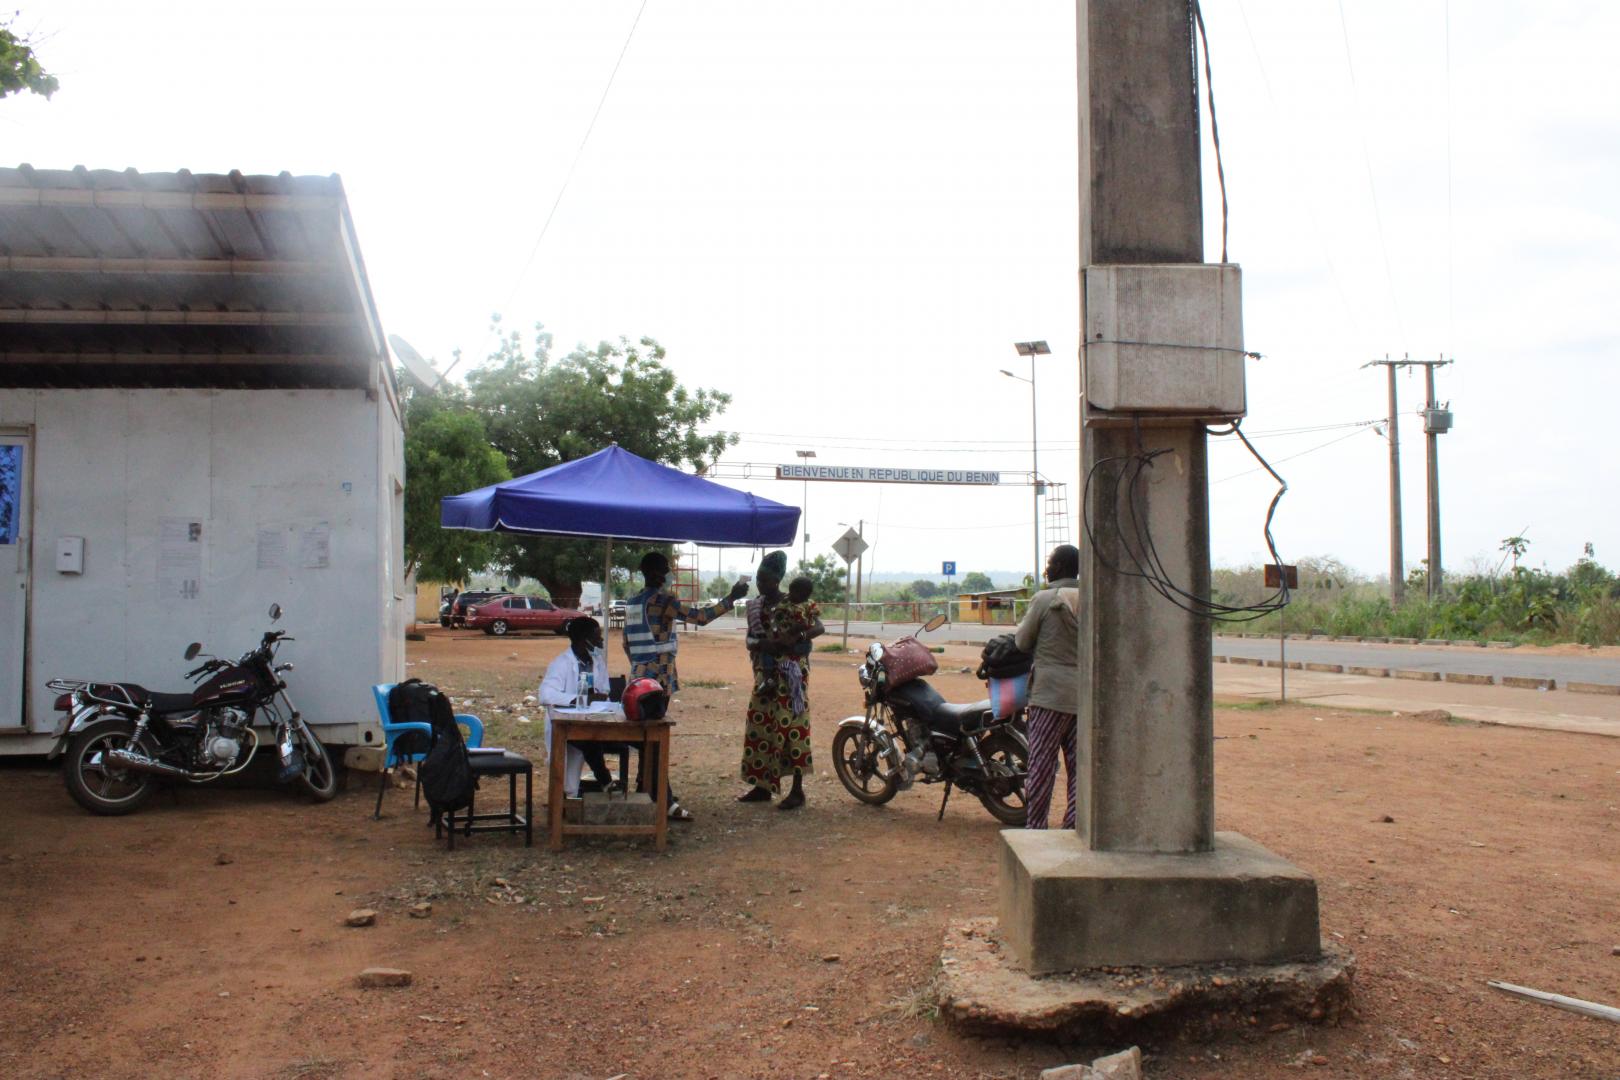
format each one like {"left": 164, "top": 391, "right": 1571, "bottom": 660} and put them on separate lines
{"left": 1014, "top": 544, "right": 1081, "bottom": 829}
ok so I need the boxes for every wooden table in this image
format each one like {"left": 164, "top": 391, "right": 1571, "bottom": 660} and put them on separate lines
{"left": 544, "top": 705, "right": 671, "bottom": 852}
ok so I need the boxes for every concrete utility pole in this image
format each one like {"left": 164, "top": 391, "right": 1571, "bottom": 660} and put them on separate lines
{"left": 996, "top": 0, "right": 1321, "bottom": 976}
{"left": 1422, "top": 357, "right": 1453, "bottom": 598}
{"left": 1365, "top": 355, "right": 1406, "bottom": 604}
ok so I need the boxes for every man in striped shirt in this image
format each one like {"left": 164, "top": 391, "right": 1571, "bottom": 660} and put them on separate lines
{"left": 623, "top": 551, "right": 749, "bottom": 820}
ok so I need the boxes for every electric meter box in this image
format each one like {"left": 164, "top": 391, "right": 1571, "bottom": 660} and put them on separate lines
{"left": 1082, "top": 264, "right": 1247, "bottom": 422}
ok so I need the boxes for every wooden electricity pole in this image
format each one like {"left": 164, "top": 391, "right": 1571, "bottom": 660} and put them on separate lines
{"left": 1366, "top": 355, "right": 1453, "bottom": 600}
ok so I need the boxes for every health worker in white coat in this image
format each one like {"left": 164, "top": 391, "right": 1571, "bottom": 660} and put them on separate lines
{"left": 538, "top": 616, "right": 615, "bottom": 797}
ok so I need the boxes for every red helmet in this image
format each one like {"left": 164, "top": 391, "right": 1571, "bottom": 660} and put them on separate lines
{"left": 621, "top": 677, "right": 669, "bottom": 722}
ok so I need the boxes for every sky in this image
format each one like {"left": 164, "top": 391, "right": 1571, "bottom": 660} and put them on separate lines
{"left": 8, "top": 1, "right": 1618, "bottom": 583}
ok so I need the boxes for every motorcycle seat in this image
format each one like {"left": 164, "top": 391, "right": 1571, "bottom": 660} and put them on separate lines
{"left": 888, "top": 679, "right": 991, "bottom": 737}
{"left": 114, "top": 684, "right": 197, "bottom": 715}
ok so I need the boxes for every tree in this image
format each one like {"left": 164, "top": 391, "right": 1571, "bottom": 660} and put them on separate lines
{"left": 402, "top": 388, "right": 510, "bottom": 583}
{"left": 959, "top": 571, "right": 994, "bottom": 594}
{"left": 463, "top": 322, "right": 737, "bottom": 602}
{"left": 792, "top": 554, "right": 847, "bottom": 603}
{"left": 909, "top": 579, "right": 942, "bottom": 599}
{"left": 2, "top": 18, "right": 57, "bottom": 100}
{"left": 1500, "top": 535, "right": 1530, "bottom": 571}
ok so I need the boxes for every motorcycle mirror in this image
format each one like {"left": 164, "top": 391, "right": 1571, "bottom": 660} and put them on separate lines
{"left": 268, "top": 603, "right": 282, "bottom": 622}
{"left": 183, "top": 642, "right": 202, "bottom": 661}
{"left": 921, "top": 614, "right": 948, "bottom": 633}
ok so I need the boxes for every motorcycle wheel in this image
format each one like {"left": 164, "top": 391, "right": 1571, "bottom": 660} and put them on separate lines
{"left": 976, "top": 729, "right": 1029, "bottom": 826}
{"left": 296, "top": 727, "right": 339, "bottom": 802}
{"left": 831, "top": 725, "right": 899, "bottom": 805}
{"left": 64, "top": 716, "right": 157, "bottom": 816}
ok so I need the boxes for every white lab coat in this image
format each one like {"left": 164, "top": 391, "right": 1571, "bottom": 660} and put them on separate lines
{"left": 538, "top": 646, "right": 609, "bottom": 797}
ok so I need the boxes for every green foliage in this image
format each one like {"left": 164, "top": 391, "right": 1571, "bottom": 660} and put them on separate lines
{"left": 460, "top": 321, "right": 737, "bottom": 602}
{"left": 401, "top": 388, "right": 510, "bottom": 583}
{"left": 1, "top": 19, "right": 57, "bottom": 100}
{"left": 958, "top": 571, "right": 994, "bottom": 594}
{"left": 703, "top": 575, "right": 733, "bottom": 599}
{"left": 1227, "top": 549, "right": 1620, "bottom": 646}
{"left": 792, "top": 553, "right": 848, "bottom": 603}
{"left": 908, "top": 579, "right": 942, "bottom": 599}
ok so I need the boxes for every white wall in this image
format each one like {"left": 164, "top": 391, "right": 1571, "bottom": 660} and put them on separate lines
{"left": 0, "top": 387, "right": 404, "bottom": 748}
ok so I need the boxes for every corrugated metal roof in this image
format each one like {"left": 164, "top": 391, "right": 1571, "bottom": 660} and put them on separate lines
{"left": 0, "top": 165, "right": 391, "bottom": 391}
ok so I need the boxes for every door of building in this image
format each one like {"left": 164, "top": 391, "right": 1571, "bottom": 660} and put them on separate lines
{"left": 0, "top": 430, "right": 30, "bottom": 729}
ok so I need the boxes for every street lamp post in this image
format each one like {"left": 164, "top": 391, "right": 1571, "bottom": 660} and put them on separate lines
{"left": 795, "top": 449, "right": 816, "bottom": 566}
{"left": 1005, "top": 340, "right": 1050, "bottom": 588}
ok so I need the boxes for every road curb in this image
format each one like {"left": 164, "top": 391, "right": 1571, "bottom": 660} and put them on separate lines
{"left": 1567, "top": 681, "right": 1620, "bottom": 696}
{"left": 1501, "top": 676, "right": 1557, "bottom": 691}
{"left": 1395, "top": 669, "right": 1441, "bottom": 681}
{"left": 1443, "top": 672, "right": 1495, "bottom": 686}
{"left": 1305, "top": 662, "right": 1345, "bottom": 673}
{"left": 1348, "top": 666, "right": 1390, "bottom": 678}
{"left": 1230, "top": 657, "right": 1264, "bottom": 666}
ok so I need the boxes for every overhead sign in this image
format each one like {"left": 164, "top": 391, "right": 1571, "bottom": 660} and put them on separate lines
{"left": 832, "top": 527, "right": 869, "bottom": 565}
{"left": 777, "top": 464, "right": 1001, "bottom": 485}
{"left": 942, "top": 561, "right": 956, "bottom": 576}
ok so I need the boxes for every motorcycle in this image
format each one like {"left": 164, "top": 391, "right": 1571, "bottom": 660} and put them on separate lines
{"left": 831, "top": 614, "right": 1029, "bottom": 825}
{"left": 48, "top": 603, "right": 338, "bottom": 815}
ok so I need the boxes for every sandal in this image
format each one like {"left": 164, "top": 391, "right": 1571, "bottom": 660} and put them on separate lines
{"left": 667, "top": 802, "right": 694, "bottom": 822}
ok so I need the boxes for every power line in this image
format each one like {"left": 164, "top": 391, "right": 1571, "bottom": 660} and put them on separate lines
{"left": 1232, "top": 0, "right": 1363, "bottom": 344}
{"left": 501, "top": 0, "right": 650, "bottom": 315}
{"left": 1335, "top": 0, "right": 1405, "bottom": 340}
{"left": 1211, "top": 425, "right": 1372, "bottom": 484}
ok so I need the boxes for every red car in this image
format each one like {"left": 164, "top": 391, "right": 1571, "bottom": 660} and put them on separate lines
{"left": 464, "top": 595, "right": 588, "bottom": 636}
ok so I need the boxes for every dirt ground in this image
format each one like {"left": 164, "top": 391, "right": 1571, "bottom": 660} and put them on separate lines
{"left": 2, "top": 627, "right": 1617, "bottom": 1080}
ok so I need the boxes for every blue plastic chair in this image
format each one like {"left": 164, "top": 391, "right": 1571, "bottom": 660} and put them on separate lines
{"left": 372, "top": 683, "right": 485, "bottom": 819}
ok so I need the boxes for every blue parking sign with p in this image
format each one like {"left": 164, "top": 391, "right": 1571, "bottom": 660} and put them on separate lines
{"left": 942, "top": 561, "right": 956, "bottom": 576}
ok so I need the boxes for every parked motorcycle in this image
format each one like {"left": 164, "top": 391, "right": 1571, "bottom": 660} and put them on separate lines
{"left": 831, "top": 614, "right": 1029, "bottom": 825}
{"left": 48, "top": 604, "right": 337, "bottom": 815}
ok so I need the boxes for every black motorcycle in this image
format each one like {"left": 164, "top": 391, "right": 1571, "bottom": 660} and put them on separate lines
{"left": 831, "top": 615, "right": 1029, "bottom": 825}
{"left": 48, "top": 604, "right": 337, "bottom": 815}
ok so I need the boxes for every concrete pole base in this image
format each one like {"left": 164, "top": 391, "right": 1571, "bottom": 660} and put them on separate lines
{"left": 1000, "top": 830, "right": 1323, "bottom": 972}
{"left": 938, "top": 916, "right": 1353, "bottom": 1040}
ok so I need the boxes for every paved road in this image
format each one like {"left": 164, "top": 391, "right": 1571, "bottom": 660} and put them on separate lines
{"left": 697, "top": 616, "right": 1620, "bottom": 685}
{"left": 1213, "top": 636, "right": 1620, "bottom": 685}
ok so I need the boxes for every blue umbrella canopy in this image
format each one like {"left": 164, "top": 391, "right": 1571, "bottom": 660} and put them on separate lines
{"left": 440, "top": 444, "right": 799, "bottom": 547}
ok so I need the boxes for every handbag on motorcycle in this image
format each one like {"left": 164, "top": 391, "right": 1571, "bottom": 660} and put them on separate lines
{"left": 879, "top": 636, "right": 938, "bottom": 689}
{"left": 987, "top": 673, "right": 1029, "bottom": 719}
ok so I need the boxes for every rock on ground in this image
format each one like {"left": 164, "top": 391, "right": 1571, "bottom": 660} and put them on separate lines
{"left": 345, "top": 909, "right": 377, "bottom": 927}
{"left": 1040, "top": 1046, "right": 1141, "bottom": 1080}
{"left": 357, "top": 967, "right": 412, "bottom": 988}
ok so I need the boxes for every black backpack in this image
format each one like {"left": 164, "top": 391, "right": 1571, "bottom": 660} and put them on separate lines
{"left": 976, "top": 633, "right": 1033, "bottom": 680}
{"left": 402, "top": 681, "right": 475, "bottom": 820}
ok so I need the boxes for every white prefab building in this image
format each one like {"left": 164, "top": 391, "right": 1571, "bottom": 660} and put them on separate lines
{"left": 0, "top": 166, "right": 403, "bottom": 755}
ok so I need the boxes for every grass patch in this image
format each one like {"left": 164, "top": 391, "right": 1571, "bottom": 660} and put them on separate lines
{"left": 889, "top": 974, "right": 942, "bottom": 1021}
{"left": 279, "top": 1059, "right": 347, "bottom": 1080}
{"left": 1219, "top": 698, "right": 1281, "bottom": 712}
{"left": 815, "top": 644, "right": 847, "bottom": 653}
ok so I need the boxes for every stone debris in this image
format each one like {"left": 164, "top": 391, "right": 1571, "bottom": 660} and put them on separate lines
{"left": 523, "top": 695, "right": 537, "bottom": 705}
{"left": 358, "top": 967, "right": 412, "bottom": 988}
{"left": 822, "top": 954, "right": 841, "bottom": 963}
{"left": 516, "top": 715, "right": 531, "bottom": 724}
{"left": 410, "top": 902, "right": 433, "bottom": 919}
{"left": 1040, "top": 1046, "right": 1141, "bottom": 1080}
{"left": 214, "top": 853, "right": 233, "bottom": 866}
{"left": 345, "top": 908, "right": 377, "bottom": 927}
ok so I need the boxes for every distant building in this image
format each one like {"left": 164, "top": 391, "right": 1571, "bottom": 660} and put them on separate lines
{"left": 0, "top": 166, "right": 402, "bottom": 754}
{"left": 954, "top": 587, "right": 1029, "bottom": 624}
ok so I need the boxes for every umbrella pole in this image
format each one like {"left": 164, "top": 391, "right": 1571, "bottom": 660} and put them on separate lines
{"left": 603, "top": 538, "right": 614, "bottom": 679}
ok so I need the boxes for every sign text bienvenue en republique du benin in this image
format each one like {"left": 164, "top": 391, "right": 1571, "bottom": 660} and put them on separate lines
{"left": 775, "top": 464, "right": 1002, "bottom": 485}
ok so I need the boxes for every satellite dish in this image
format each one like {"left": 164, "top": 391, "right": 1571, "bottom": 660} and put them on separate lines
{"left": 389, "top": 334, "right": 442, "bottom": 393}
